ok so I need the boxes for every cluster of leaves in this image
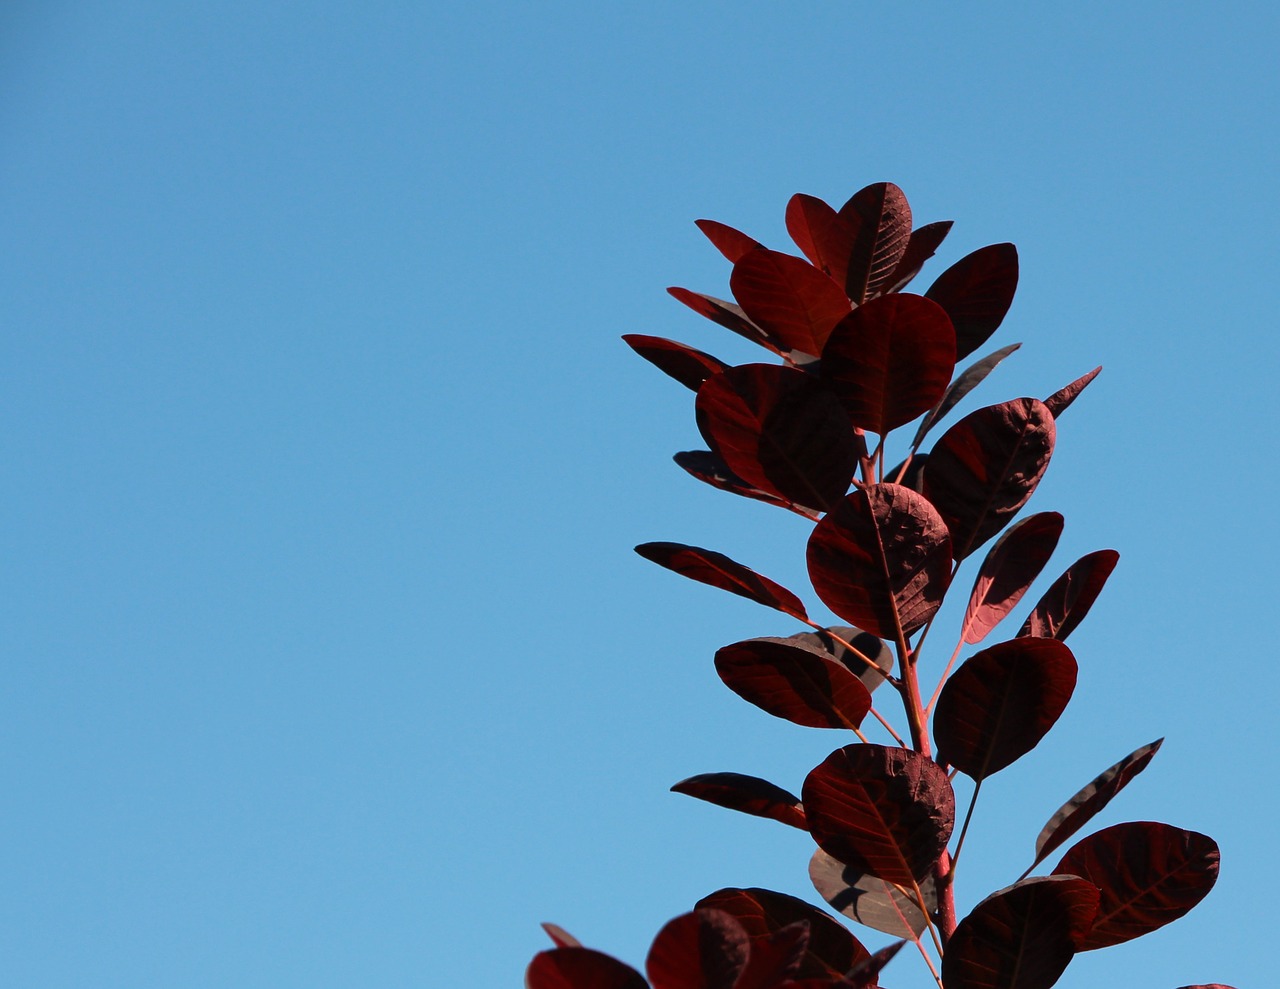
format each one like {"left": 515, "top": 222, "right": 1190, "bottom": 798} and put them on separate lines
{"left": 528, "top": 183, "right": 1232, "bottom": 989}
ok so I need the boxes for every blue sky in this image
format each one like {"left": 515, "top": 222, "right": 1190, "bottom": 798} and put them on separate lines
{"left": 0, "top": 3, "right": 1275, "bottom": 987}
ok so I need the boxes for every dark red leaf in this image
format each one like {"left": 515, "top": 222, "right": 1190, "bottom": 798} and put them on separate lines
{"left": 696, "top": 364, "right": 858, "bottom": 512}
{"left": 541, "top": 923, "right": 582, "bottom": 948}
{"left": 844, "top": 940, "right": 905, "bottom": 989}
{"left": 819, "top": 294, "right": 957, "bottom": 436}
{"left": 733, "top": 923, "right": 809, "bottom": 989}
{"left": 808, "top": 847, "right": 933, "bottom": 938}
{"left": 942, "top": 876, "right": 1098, "bottom": 989}
{"left": 785, "top": 185, "right": 912, "bottom": 303}
{"left": 933, "top": 638, "right": 1077, "bottom": 780}
{"left": 647, "top": 909, "right": 749, "bottom": 989}
{"left": 668, "top": 287, "right": 786, "bottom": 357}
{"left": 802, "top": 744, "right": 954, "bottom": 887}
{"left": 696, "top": 218, "right": 762, "bottom": 263}
{"left": 1055, "top": 822, "right": 1219, "bottom": 950}
{"left": 778, "top": 626, "right": 895, "bottom": 693}
{"left": 881, "top": 220, "right": 953, "bottom": 294}
{"left": 910, "top": 342, "right": 1022, "bottom": 450}
{"left": 1174, "top": 984, "right": 1240, "bottom": 988}
{"left": 671, "top": 772, "right": 807, "bottom": 830}
{"left": 636, "top": 542, "right": 808, "bottom": 620}
{"left": 923, "top": 397, "right": 1056, "bottom": 560}
{"left": 623, "top": 334, "right": 729, "bottom": 391}
{"left": 730, "top": 248, "right": 852, "bottom": 357}
{"left": 526, "top": 947, "right": 648, "bottom": 989}
{"left": 1032, "top": 739, "right": 1164, "bottom": 869}
{"left": 885, "top": 452, "right": 927, "bottom": 493}
{"left": 1044, "top": 366, "right": 1101, "bottom": 419}
{"left": 714, "top": 638, "right": 872, "bottom": 730}
{"left": 960, "top": 512, "right": 1064, "bottom": 645}
{"left": 695, "top": 887, "right": 871, "bottom": 980}
{"left": 925, "top": 243, "right": 1019, "bottom": 360}
{"left": 806, "top": 484, "right": 952, "bottom": 641}
{"left": 1018, "top": 550, "right": 1119, "bottom": 641}
{"left": 673, "top": 450, "right": 817, "bottom": 517}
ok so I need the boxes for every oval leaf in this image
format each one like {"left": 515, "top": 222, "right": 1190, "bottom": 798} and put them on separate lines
{"left": 636, "top": 542, "right": 808, "bottom": 620}
{"left": 673, "top": 450, "right": 814, "bottom": 517}
{"left": 802, "top": 744, "right": 954, "bottom": 887}
{"left": 820, "top": 294, "right": 957, "bottom": 436}
{"left": 623, "top": 334, "right": 729, "bottom": 391}
{"left": 714, "top": 638, "right": 872, "bottom": 730}
{"left": 695, "top": 887, "right": 871, "bottom": 980}
{"left": 780, "top": 626, "right": 895, "bottom": 693}
{"left": 882, "top": 220, "right": 953, "bottom": 294}
{"left": 696, "top": 364, "right": 858, "bottom": 512}
{"left": 934, "top": 638, "right": 1077, "bottom": 780}
{"left": 806, "top": 484, "right": 952, "bottom": 640}
{"left": 730, "top": 248, "right": 852, "bottom": 357}
{"left": 838, "top": 182, "right": 913, "bottom": 302}
{"left": 1053, "top": 822, "right": 1219, "bottom": 950}
{"left": 911, "top": 342, "right": 1022, "bottom": 450}
{"left": 671, "top": 772, "right": 807, "bottom": 830}
{"left": 646, "top": 909, "right": 749, "bottom": 989}
{"left": 961, "top": 512, "right": 1064, "bottom": 645}
{"left": 527, "top": 948, "right": 649, "bottom": 989}
{"left": 942, "top": 876, "right": 1099, "bottom": 989}
{"left": 925, "top": 243, "right": 1019, "bottom": 360}
{"left": 1044, "top": 366, "right": 1101, "bottom": 419}
{"left": 808, "top": 847, "right": 933, "bottom": 938}
{"left": 1032, "top": 738, "right": 1164, "bottom": 868}
{"left": 923, "top": 397, "right": 1056, "bottom": 560}
{"left": 696, "top": 218, "right": 762, "bottom": 262}
{"left": 1018, "top": 549, "right": 1119, "bottom": 641}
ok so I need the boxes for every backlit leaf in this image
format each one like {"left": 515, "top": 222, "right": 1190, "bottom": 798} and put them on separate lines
{"left": 911, "top": 342, "right": 1022, "bottom": 450}
{"left": 923, "top": 397, "right": 1056, "bottom": 560}
{"left": 819, "top": 294, "right": 956, "bottom": 436}
{"left": 780, "top": 626, "right": 895, "bottom": 693}
{"left": 925, "top": 243, "right": 1019, "bottom": 360}
{"left": 730, "top": 248, "right": 852, "bottom": 357}
{"left": 807, "top": 484, "right": 952, "bottom": 640}
{"left": 636, "top": 542, "right": 808, "bottom": 620}
{"left": 541, "top": 923, "right": 581, "bottom": 948}
{"left": 1018, "top": 550, "right": 1119, "bottom": 641}
{"left": 808, "top": 847, "right": 933, "bottom": 938}
{"left": 961, "top": 512, "right": 1064, "bottom": 645}
{"left": 696, "top": 218, "right": 761, "bottom": 262}
{"left": 933, "top": 638, "right": 1077, "bottom": 780}
{"left": 802, "top": 744, "right": 954, "bottom": 887}
{"left": 1032, "top": 739, "right": 1164, "bottom": 868}
{"left": 714, "top": 638, "right": 872, "bottom": 730}
{"left": 526, "top": 948, "right": 648, "bottom": 989}
{"left": 942, "top": 876, "right": 1098, "bottom": 989}
{"left": 670, "top": 772, "right": 807, "bottom": 830}
{"left": 622, "top": 334, "right": 729, "bottom": 390}
{"left": 881, "top": 220, "right": 953, "bottom": 294}
{"left": 1054, "top": 822, "right": 1219, "bottom": 950}
{"left": 696, "top": 364, "right": 858, "bottom": 512}
{"left": 646, "top": 909, "right": 749, "bottom": 989}
{"left": 1044, "top": 366, "right": 1101, "bottom": 419}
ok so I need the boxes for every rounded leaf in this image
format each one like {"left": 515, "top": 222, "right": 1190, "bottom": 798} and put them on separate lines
{"left": 647, "top": 909, "right": 749, "bottom": 989}
{"left": 526, "top": 947, "right": 648, "bottom": 989}
{"left": 961, "top": 512, "right": 1064, "bottom": 645}
{"left": 808, "top": 847, "right": 933, "bottom": 938}
{"left": 730, "top": 248, "right": 852, "bottom": 357}
{"left": 715, "top": 638, "right": 872, "bottom": 730}
{"left": 1018, "top": 549, "right": 1119, "bottom": 641}
{"left": 925, "top": 242, "right": 1019, "bottom": 360}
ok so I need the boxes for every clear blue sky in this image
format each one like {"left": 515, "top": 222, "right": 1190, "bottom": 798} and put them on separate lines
{"left": 0, "top": 4, "right": 1275, "bottom": 987}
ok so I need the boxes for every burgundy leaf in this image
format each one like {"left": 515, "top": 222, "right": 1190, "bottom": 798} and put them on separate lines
{"left": 942, "top": 876, "right": 1099, "bottom": 989}
{"left": 808, "top": 847, "right": 933, "bottom": 938}
{"left": 923, "top": 397, "right": 1056, "bottom": 560}
{"left": 801, "top": 744, "right": 954, "bottom": 887}
{"left": 925, "top": 243, "right": 1019, "bottom": 360}
{"left": 733, "top": 923, "right": 810, "bottom": 989}
{"left": 636, "top": 542, "right": 808, "bottom": 621}
{"left": 806, "top": 484, "right": 952, "bottom": 641}
{"left": 1032, "top": 739, "right": 1164, "bottom": 868}
{"left": 526, "top": 948, "right": 649, "bottom": 989}
{"left": 885, "top": 452, "right": 927, "bottom": 493}
{"left": 696, "top": 218, "right": 762, "bottom": 263}
{"left": 1053, "top": 822, "right": 1219, "bottom": 950}
{"left": 785, "top": 194, "right": 845, "bottom": 278}
{"left": 910, "top": 342, "right": 1023, "bottom": 450}
{"left": 819, "top": 294, "right": 957, "bottom": 436}
{"left": 647, "top": 909, "right": 749, "bottom": 989}
{"left": 730, "top": 248, "right": 853, "bottom": 357}
{"left": 695, "top": 887, "right": 871, "bottom": 980}
{"left": 668, "top": 287, "right": 786, "bottom": 356}
{"left": 785, "top": 185, "right": 912, "bottom": 303}
{"left": 714, "top": 638, "right": 872, "bottom": 730}
{"left": 673, "top": 450, "right": 816, "bottom": 517}
{"left": 844, "top": 939, "right": 905, "bottom": 989}
{"left": 780, "top": 626, "right": 895, "bottom": 694}
{"left": 933, "top": 638, "right": 1077, "bottom": 780}
{"left": 960, "top": 512, "right": 1064, "bottom": 645}
{"left": 1044, "top": 366, "right": 1101, "bottom": 419}
{"left": 623, "top": 334, "right": 729, "bottom": 391}
{"left": 541, "top": 923, "right": 582, "bottom": 948}
{"left": 1018, "top": 550, "right": 1119, "bottom": 641}
{"left": 696, "top": 364, "right": 858, "bottom": 512}
{"left": 881, "top": 220, "right": 953, "bottom": 294}
{"left": 671, "top": 772, "right": 807, "bottom": 830}
{"left": 1175, "top": 984, "right": 1240, "bottom": 988}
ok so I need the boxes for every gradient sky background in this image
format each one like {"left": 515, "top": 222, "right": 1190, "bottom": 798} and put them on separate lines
{"left": 0, "top": 4, "right": 1275, "bottom": 988}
